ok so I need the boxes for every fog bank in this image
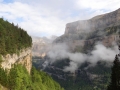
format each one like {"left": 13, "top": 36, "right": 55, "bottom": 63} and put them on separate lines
{"left": 47, "top": 43, "right": 118, "bottom": 72}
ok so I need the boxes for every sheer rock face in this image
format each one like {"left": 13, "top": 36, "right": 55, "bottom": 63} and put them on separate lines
{"left": 65, "top": 8, "right": 120, "bottom": 35}
{"left": 54, "top": 8, "right": 120, "bottom": 50}
{"left": 1, "top": 48, "right": 32, "bottom": 74}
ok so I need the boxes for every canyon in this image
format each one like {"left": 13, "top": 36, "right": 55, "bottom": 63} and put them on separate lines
{"left": 54, "top": 9, "right": 120, "bottom": 51}
{"left": 33, "top": 8, "right": 120, "bottom": 90}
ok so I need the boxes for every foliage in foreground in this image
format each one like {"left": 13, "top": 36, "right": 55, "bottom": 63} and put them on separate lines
{"left": 107, "top": 55, "right": 120, "bottom": 90}
{"left": 0, "top": 64, "right": 64, "bottom": 90}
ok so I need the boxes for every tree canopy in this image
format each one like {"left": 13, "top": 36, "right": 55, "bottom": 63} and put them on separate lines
{"left": 107, "top": 55, "right": 120, "bottom": 90}
{"left": 0, "top": 64, "right": 64, "bottom": 90}
{"left": 0, "top": 18, "right": 32, "bottom": 55}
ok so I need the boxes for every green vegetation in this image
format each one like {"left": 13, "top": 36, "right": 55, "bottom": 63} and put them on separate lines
{"left": 0, "top": 64, "right": 64, "bottom": 90}
{"left": 0, "top": 18, "right": 32, "bottom": 55}
{"left": 107, "top": 55, "right": 120, "bottom": 90}
{"left": 105, "top": 26, "right": 120, "bottom": 36}
{"left": 0, "top": 18, "right": 63, "bottom": 90}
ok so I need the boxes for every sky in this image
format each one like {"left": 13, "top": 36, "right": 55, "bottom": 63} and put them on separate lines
{"left": 0, "top": 0, "right": 120, "bottom": 37}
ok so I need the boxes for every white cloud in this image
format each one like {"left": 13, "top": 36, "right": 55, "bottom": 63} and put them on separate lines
{"left": 64, "top": 62, "right": 78, "bottom": 72}
{"left": 0, "top": 0, "right": 120, "bottom": 37}
{"left": 76, "top": 0, "right": 120, "bottom": 11}
{"left": 0, "top": 2, "right": 69, "bottom": 37}
{"left": 47, "top": 43, "right": 118, "bottom": 72}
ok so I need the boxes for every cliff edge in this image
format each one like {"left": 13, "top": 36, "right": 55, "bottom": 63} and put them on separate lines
{"left": 1, "top": 48, "right": 32, "bottom": 73}
{"left": 65, "top": 8, "right": 120, "bottom": 35}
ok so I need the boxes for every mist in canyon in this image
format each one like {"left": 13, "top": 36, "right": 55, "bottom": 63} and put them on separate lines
{"left": 33, "top": 8, "right": 120, "bottom": 73}
{"left": 46, "top": 42, "right": 118, "bottom": 72}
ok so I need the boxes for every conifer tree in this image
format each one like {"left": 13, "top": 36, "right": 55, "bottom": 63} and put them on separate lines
{"left": 107, "top": 55, "right": 120, "bottom": 90}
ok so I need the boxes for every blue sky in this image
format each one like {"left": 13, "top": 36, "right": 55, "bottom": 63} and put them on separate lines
{"left": 0, "top": 0, "right": 120, "bottom": 37}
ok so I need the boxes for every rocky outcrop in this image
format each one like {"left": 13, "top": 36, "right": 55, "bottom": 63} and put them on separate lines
{"left": 1, "top": 48, "right": 32, "bottom": 74}
{"left": 65, "top": 8, "right": 120, "bottom": 35}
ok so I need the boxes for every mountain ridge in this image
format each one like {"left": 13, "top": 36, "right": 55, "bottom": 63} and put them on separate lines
{"left": 65, "top": 8, "right": 120, "bottom": 35}
{"left": 54, "top": 8, "right": 120, "bottom": 51}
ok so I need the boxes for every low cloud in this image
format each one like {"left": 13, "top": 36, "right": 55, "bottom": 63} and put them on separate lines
{"left": 64, "top": 61, "right": 78, "bottom": 72}
{"left": 47, "top": 43, "right": 69, "bottom": 62}
{"left": 47, "top": 43, "right": 118, "bottom": 72}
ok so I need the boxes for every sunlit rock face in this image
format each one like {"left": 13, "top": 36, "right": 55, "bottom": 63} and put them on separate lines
{"left": 1, "top": 48, "right": 32, "bottom": 74}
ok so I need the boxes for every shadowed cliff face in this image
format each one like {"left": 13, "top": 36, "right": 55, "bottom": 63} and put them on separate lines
{"left": 54, "top": 8, "right": 120, "bottom": 51}
{"left": 44, "top": 9, "right": 120, "bottom": 75}
{"left": 65, "top": 8, "right": 120, "bottom": 35}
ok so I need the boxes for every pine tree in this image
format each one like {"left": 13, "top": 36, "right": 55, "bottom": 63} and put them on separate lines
{"left": 107, "top": 55, "right": 120, "bottom": 90}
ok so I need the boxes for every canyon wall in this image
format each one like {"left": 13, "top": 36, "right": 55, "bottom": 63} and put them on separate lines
{"left": 1, "top": 48, "right": 32, "bottom": 74}
{"left": 65, "top": 8, "right": 120, "bottom": 35}
{"left": 54, "top": 8, "right": 120, "bottom": 51}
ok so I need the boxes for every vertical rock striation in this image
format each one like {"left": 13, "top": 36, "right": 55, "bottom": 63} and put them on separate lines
{"left": 1, "top": 48, "right": 32, "bottom": 74}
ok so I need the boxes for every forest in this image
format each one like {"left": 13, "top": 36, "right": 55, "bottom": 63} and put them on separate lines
{"left": 0, "top": 18, "right": 32, "bottom": 55}
{"left": 0, "top": 64, "right": 64, "bottom": 90}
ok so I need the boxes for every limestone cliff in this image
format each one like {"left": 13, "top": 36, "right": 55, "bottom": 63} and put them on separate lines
{"left": 1, "top": 48, "right": 32, "bottom": 74}
{"left": 54, "top": 8, "right": 120, "bottom": 51}
{"left": 32, "top": 36, "right": 57, "bottom": 58}
{"left": 65, "top": 8, "right": 120, "bottom": 35}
